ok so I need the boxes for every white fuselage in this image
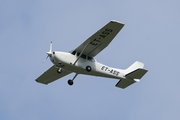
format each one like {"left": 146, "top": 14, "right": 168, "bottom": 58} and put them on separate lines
{"left": 49, "top": 51, "right": 126, "bottom": 80}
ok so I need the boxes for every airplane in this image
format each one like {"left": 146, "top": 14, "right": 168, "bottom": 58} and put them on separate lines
{"left": 36, "top": 20, "right": 148, "bottom": 89}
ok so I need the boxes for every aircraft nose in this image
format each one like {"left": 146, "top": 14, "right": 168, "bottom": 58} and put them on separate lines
{"left": 47, "top": 51, "right": 52, "bottom": 56}
{"left": 47, "top": 51, "right": 56, "bottom": 56}
{"left": 53, "top": 52, "right": 66, "bottom": 62}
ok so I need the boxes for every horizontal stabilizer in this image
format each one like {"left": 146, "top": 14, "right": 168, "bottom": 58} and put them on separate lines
{"left": 116, "top": 79, "right": 135, "bottom": 89}
{"left": 125, "top": 68, "right": 148, "bottom": 79}
{"left": 116, "top": 68, "right": 148, "bottom": 89}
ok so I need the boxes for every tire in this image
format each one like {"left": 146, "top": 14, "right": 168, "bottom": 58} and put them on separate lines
{"left": 86, "top": 66, "right": 91, "bottom": 72}
{"left": 68, "top": 80, "right": 73, "bottom": 85}
{"left": 57, "top": 68, "right": 62, "bottom": 74}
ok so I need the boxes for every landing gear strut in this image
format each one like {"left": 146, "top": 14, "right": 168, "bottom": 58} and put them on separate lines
{"left": 67, "top": 73, "right": 78, "bottom": 86}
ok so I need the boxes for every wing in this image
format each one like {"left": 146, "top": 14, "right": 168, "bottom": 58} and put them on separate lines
{"left": 36, "top": 66, "right": 71, "bottom": 84}
{"left": 74, "top": 20, "right": 124, "bottom": 57}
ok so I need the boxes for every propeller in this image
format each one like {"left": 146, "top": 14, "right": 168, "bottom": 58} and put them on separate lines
{"left": 47, "top": 41, "right": 52, "bottom": 55}
{"left": 43, "top": 42, "right": 53, "bottom": 63}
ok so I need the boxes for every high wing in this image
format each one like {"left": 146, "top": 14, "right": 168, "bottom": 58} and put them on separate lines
{"left": 36, "top": 66, "right": 71, "bottom": 84}
{"left": 74, "top": 20, "right": 124, "bottom": 57}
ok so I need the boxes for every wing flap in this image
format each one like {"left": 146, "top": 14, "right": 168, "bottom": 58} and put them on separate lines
{"left": 36, "top": 66, "right": 71, "bottom": 84}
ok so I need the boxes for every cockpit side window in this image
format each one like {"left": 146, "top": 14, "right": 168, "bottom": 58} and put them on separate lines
{"left": 81, "top": 54, "right": 86, "bottom": 59}
{"left": 76, "top": 52, "right": 86, "bottom": 59}
{"left": 74, "top": 52, "right": 95, "bottom": 61}
{"left": 77, "top": 52, "right": 80, "bottom": 56}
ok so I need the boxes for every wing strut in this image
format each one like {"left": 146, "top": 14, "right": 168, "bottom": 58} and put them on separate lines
{"left": 73, "top": 39, "right": 91, "bottom": 65}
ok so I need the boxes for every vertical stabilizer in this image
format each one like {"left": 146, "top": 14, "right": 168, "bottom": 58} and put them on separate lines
{"left": 125, "top": 61, "right": 144, "bottom": 74}
{"left": 116, "top": 61, "right": 147, "bottom": 89}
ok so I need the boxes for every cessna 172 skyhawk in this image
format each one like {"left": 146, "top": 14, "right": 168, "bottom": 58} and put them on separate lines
{"left": 36, "top": 20, "right": 148, "bottom": 89}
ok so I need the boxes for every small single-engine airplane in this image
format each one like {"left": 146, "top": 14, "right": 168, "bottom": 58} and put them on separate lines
{"left": 36, "top": 20, "right": 148, "bottom": 89}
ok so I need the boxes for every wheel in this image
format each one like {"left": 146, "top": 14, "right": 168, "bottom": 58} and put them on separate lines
{"left": 68, "top": 80, "right": 73, "bottom": 86}
{"left": 57, "top": 68, "right": 62, "bottom": 74}
{"left": 86, "top": 66, "right": 91, "bottom": 72}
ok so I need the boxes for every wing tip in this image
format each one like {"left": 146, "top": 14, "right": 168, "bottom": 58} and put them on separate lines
{"left": 35, "top": 79, "right": 48, "bottom": 85}
{"left": 110, "top": 20, "right": 124, "bottom": 25}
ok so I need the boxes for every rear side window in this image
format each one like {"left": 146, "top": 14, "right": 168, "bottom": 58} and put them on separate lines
{"left": 88, "top": 56, "right": 95, "bottom": 62}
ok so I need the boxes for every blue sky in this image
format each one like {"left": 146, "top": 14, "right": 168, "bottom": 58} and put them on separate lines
{"left": 1, "top": 0, "right": 180, "bottom": 119}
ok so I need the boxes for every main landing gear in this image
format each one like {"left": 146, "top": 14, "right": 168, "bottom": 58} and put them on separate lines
{"left": 57, "top": 68, "right": 78, "bottom": 86}
{"left": 67, "top": 73, "right": 78, "bottom": 86}
{"left": 68, "top": 66, "right": 91, "bottom": 85}
{"left": 56, "top": 65, "right": 91, "bottom": 86}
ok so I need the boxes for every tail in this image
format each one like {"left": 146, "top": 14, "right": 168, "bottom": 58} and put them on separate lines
{"left": 116, "top": 61, "right": 148, "bottom": 89}
{"left": 124, "top": 61, "right": 144, "bottom": 74}
{"left": 125, "top": 61, "right": 148, "bottom": 80}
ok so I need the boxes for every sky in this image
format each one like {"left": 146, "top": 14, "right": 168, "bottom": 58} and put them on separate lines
{"left": 0, "top": 0, "right": 180, "bottom": 119}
